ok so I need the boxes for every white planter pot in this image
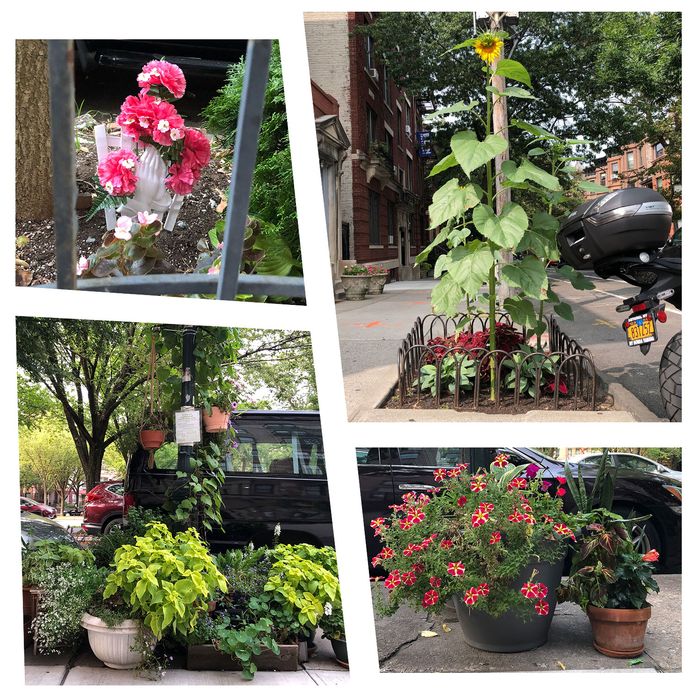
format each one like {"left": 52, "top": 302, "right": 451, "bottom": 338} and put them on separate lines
{"left": 81, "top": 613, "right": 148, "bottom": 669}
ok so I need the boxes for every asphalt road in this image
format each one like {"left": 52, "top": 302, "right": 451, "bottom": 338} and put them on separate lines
{"left": 548, "top": 272, "right": 681, "bottom": 419}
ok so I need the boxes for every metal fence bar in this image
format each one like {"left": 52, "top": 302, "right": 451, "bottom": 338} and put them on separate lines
{"left": 216, "top": 40, "right": 272, "bottom": 300}
{"left": 40, "top": 272, "right": 305, "bottom": 297}
{"left": 48, "top": 40, "right": 78, "bottom": 289}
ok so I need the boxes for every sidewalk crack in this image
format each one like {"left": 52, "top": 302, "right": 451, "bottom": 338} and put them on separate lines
{"left": 379, "top": 616, "right": 435, "bottom": 664}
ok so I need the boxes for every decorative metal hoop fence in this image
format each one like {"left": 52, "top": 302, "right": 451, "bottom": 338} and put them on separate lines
{"left": 397, "top": 314, "right": 598, "bottom": 411}
{"left": 41, "top": 40, "right": 304, "bottom": 301}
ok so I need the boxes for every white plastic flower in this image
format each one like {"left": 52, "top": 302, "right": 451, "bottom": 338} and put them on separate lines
{"left": 157, "top": 119, "right": 170, "bottom": 133}
{"left": 76, "top": 255, "right": 89, "bottom": 276}
{"left": 137, "top": 210, "right": 158, "bottom": 226}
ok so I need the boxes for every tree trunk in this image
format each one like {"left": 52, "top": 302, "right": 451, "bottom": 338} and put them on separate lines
{"left": 16, "top": 40, "right": 54, "bottom": 220}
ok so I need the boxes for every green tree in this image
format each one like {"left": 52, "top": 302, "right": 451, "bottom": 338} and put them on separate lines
{"left": 202, "top": 41, "right": 301, "bottom": 276}
{"left": 236, "top": 330, "right": 318, "bottom": 410}
{"left": 16, "top": 318, "right": 148, "bottom": 490}
{"left": 16, "top": 375, "right": 61, "bottom": 429}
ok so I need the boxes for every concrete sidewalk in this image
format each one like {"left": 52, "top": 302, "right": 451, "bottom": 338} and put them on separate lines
{"left": 337, "top": 280, "right": 654, "bottom": 422}
{"left": 375, "top": 575, "right": 681, "bottom": 673}
{"left": 26, "top": 633, "right": 350, "bottom": 686}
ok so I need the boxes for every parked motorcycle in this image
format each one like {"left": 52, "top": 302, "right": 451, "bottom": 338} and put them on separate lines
{"left": 558, "top": 188, "right": 681, "bottom": 421}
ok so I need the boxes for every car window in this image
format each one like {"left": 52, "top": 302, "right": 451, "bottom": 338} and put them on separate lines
{"left": 398, "top": 448, "right": 462, "bottom": 467}
{"left": 226, "top": 421, "right": 325, "bottom": 476}
{"left": 106, "top": 484, "right": 125, "bottom": 496}
{"left": 616, "top": 455, "right": 656, "bottom": 472}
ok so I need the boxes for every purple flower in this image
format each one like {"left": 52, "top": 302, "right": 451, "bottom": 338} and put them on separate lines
{"left": 540, "top": 480, "right": 552, "bottom": 492}
{"left": 230, "top": 401, "right": 238, "bottom": 411}
{"left": 524, "top": 463, "right": 542, "bottom": 479}
{"left": 232, "top": 441, "right": 239, "bottom": 449}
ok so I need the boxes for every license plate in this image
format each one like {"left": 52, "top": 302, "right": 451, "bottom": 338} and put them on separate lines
{"left": 623, "top": 312, "right": 658, "bottom": 347}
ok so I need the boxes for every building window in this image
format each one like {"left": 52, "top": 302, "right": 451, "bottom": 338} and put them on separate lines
{"left": 396, "top": 106, "right": 402, "bottom": 148}
{"left": 656, "top": 177, "right": 664, "bottom": 191}
{"left": 366, "top": 35, "right": 375, "bottom": 70}
{"left": 369, "top": 190, "right": 380, "bottom": 245}
{"left": 626, "top": 151, "right": 635, "bottom": 170}
{"left": 406, "top": 157, "right": 413, "bottom": 192}
{"left": 366, "top": 105, "right": 377, "bottom": 149}
{"left": 599, "top": 171, "right": 606, "bottom": 186}
{"left": 387, "top": 202, "right": 396, "bottom": 245}
{"left": 384, "top": 130, "right": 393, "bottom": 164}
{"left": 405, "top": 101, "right": 411, "bottom": 137}
{"left": 611, "top": 162, "right": 619, "bottom": 180}
{"left": 397, "top": 167, "right": 405, "bottom": 188}
{"left": 382, "top": 65, "right": 390, "bottom": 103}
{"left": 654, "top": 142, "right": 665, "bottom": 158}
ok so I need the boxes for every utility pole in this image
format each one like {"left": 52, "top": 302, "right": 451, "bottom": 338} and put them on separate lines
{"left": 177, "top": 326, "right": 197, "bottom": 472}
{"left": 488, "top": 11, "right": 515, "bottom": 303}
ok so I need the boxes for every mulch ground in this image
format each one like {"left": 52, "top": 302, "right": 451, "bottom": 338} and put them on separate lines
{"left": 384, "top": 388, "right": 612, "bottom": 413}
{"left": 16, "top": 112, "right": 232, "bottom": 286}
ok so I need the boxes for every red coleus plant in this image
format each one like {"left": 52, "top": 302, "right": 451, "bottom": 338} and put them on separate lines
{"left": 372, "top": 458, "right": 577, "bottom": 620}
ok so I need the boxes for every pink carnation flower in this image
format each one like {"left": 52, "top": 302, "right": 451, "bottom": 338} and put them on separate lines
{"left": 137, "top": 60, "right": 186, "bottom": 99}
{"left": 149, "top": 100, "right": 185, "bottom": 146}
{"left": 117, "top": 94, "right": 157, "bottom": 142}
{"left": 97, "top": 149, "right": 139, "bottom": 196}
{"left": 182, "top": 127, "right": 211, "bottom": 167}
{"left": 166, "top": 159, "right": 198, "bottom": 195}
{"left": 165, "top": 129, "right": 210, "bottom": 194}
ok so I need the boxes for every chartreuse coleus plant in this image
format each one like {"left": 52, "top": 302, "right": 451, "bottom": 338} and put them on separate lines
{"left": 103, "top": 522, "right": 227, "bottom": 638}
{"left": 416, "top": 31, "right": 601, "bottom": 392}
{"left": 372, "top": 456, "right": 578, "bottom": 620}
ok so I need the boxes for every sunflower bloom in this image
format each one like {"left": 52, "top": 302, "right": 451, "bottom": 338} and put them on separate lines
{"left": 474, "top": 33, "right": 503, "bottom": 63}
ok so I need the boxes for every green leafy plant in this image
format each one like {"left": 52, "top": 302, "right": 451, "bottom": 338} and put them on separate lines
{"left": 213, "top": 615, "right": 279, "bottom": 681}
{"left": 564, "top": 448, "right": 620, "bottom": 513}
{"left": 169, "top": 442, "right": 226, "bottom": 533}
{"left": 342, "top": 264, "right": 369, "bottom": 276}
{"left": 373, "top": 457, "right": 577, "bottom": 619}
{"left": 22, "top": 540, "right": 95, "bottom": 586}
{"left": 103, "top": 522, "right": 227, "bottom": 638}
{"left": 558, "top": 509, "right": 659, "bottom": 610}
{"left": 417, "top": 30, "right": 597, "bottom": 398}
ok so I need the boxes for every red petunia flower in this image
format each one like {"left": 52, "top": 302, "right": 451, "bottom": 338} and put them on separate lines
{"left": 493, "top": 453, "right": 509, "bottom": 468}
{"left": 508, "top": 510, "right": 524, "bottom": 523}
{"left": 422, "top": 589, "right": 439, "bottom": 608}
{"left": 447, "top": 561, "right": 466, "bottom": 576}
{"left": 371, "top": 556, "right": 382, "bottom": 567}
{"left": 403, "top": 544, "right": 418, "bottom": 557}
{"left": 521, "top": 582, "right": 539, "bottom": 599}
{"left": 384, "top": 572, "right": 402, "bottom": 590}
{"left": 556, "top": 487, "right": 567, "bottom": 497}
{"left": 553, "top": 523, "right": 573, "bottom": 538}
{"left": 457, "top": 495, "right": 468, "bottom": 507}
{"left": 556, "top": 477, "right": 567, "bottom": 485}
{"left": 440, "top": 539, "right": 454, "bottom": 549}
{"left": 430, "top": 576, "right": 442, "bottom": 588}
{"left": 463, "top": 587, "right": 480, "bottom": 606}
{"left": 478, "top": 502, "right": 495, "bottom": 513}
{"left": 470, "top": 479, "right": 487, "bottom": 493}
{"left": 411, "top": 563, "right": 425, "bottom": 574}
{"left": 535, "top": 600, "right": 550, "bottom": 616}
{"left": 399, "top": 518, "right": 414, "bottom": 531}
{"left": 379, "top": 547, "right": 394, "bottom": 559}
{"left": 477, "top": 582, "right": 490, "bottom": 596}
{"left": 471, "top": 510, "right": 489, "bottom": 527}
{"left": 542, "top": 514, "right": 554, "bottom": 524}
{"left": 522, "top": 513, "right": 536, "bottom": 525}
{"left": 434, "top": 468, "right": 447, "bottom": 482}
{"left": 489, "top": 531, "right": 501, "bottom": 544}
{"left": 447, "top": 467, "right": 463, "bottom": 479}
{"left": 401, "top": 570, "right": 417, "bottom": 586}
{"left": 507, "top": 477, "right": 528, "bottom": 492}
{"left": 535, "top": 583, "right": 548, "bottom": 599}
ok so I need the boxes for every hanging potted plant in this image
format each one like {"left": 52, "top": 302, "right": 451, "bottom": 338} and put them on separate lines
{"left": 201, "top": 384, "right": 239, "bottom": 433}
{"left": 557, "top": 508, "right": 660, "bottom": 658}
{"left": 139, "top": 411, "right": 168, "bottom": 450}
{"left": 372, "top": 457, "right": 577, "bottom": 652}
{"left": 138, "top": 332, "right": 168, "bottom": 460}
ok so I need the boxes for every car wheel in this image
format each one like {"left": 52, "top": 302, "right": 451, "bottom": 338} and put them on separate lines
{"left": 103, "top": 518, "right": 125, "bottom": 534}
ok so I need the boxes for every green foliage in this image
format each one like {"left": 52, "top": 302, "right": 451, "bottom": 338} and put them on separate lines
{"left": 214, "top": 615, "right": 279, "bottom": 681}
{"left": 84, "top": 178, "right": 128, "bottom": 221}
{"left": 202, "top": 41, "right": 300, "bottom": 270}
{"left": 103, "top": 522, "right": 227, "bottom": 639}
{"left": 558, "top": 509, "right": 659, "bottom": 610}
{"left": 22, "top": 540, "right": 95, "bottom": 586}
{"left": 564, "top": 448, "right": 619, "bottom": 513}
{"left": 374, "top": 457, "right": 576, "bottom": 619}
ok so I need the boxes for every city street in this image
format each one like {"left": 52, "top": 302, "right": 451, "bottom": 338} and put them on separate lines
{"left": 336, "top": 273, "right": 679, "bottom": 420}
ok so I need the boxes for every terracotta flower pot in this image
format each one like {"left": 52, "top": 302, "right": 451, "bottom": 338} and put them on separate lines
{"left": 587, "top": 605, "right": 652, "bottom": 658}
{"left": 203, "top": 406, "right": 230, "bottom": 432}
{"left": 139, "top": 429, "right": 165, "bottom": 450}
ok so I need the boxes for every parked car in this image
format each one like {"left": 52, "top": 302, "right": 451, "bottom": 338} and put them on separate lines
{"left": 568, "top": 451, "right": 682, "bottom": 483}
{"left": 21, "top": 512, "right": 78, "bottom": 548}
{"left": 95, "top": 411, "right": 333, "bottom": 549}
{"left": 20, "top": 496, "right": 56, "bottom": 519}
{"left": 81, "top": 481, "right": 132, "bottom": 535}
{"left": 357, "top": 447, "right": 681, "bottom": 574}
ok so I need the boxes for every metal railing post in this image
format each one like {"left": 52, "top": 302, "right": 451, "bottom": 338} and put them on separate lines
{"left": 48, "top": 40, "right": 77, "bottom": 289}
{"left": 216, "top": 40, "right": 272, "bottom": 300}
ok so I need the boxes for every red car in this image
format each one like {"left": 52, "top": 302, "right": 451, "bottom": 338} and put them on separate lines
{"left": 20, "top": 496, "right": 56, "bottom": 519}
{"left": 81, "top": 481, "right": 132, "bottom": 535}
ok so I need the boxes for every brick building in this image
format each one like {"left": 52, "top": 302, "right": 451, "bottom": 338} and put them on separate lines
{"left": 584, "top": 140, "right": 673, "bottom": 197}
{"left": 305, "top": 12, "right": 428, "bottom": 291}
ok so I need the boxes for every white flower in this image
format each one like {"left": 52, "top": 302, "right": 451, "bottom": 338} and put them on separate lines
{"left": 274, "top": 523, "right": 281, "bottom": 537}
{"left": 104, "top": 180, "right": 114, "bottom": 194}
{"left": 137, "top": 72, "right": 150, "bottom": 83}
{"left": 170, "top": 127, "right": 184, "bottom": 141}
{"left": 114, "top": 216, "right": 133, "bottom": 241}
{"left": 138, "top": 117, "right": 150, "bottom": 128}
{"left": 119, "top": 157, "right": 136, "bottom": 170}
{"left": 157, "top": 119, "right": 170, "bottom": 133}
{"left": 76, "top": 255, "right": 89, "bottom": 276}
{"left": 324, "top": 602, "right": 333, "bottom": 616}
{"left": 137, "top": 210, "right": 158, "bottom": 226}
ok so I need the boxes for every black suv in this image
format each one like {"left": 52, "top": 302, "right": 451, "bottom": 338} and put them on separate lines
{"left": 357, "top": 447, "right": 681, "bottom": 573}
{"left": 126, "top": 411, "right": 333, "bottom": 549}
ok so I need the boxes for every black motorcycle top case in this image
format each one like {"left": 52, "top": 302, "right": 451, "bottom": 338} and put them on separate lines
{"left": 558, "top": 188, "right": 672, "bottom": 269}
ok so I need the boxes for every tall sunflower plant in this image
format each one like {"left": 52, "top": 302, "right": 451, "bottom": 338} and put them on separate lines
{"left": 417, "top": 32, "right": 603, "bottom": 393}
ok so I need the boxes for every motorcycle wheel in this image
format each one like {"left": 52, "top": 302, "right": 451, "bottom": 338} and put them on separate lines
{"left": 659, "top": 332, "right": 682, "bottom": 422}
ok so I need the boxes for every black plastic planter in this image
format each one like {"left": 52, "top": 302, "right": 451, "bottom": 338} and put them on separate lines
{"left": 454, "top": 557, "right": 565, "bottom": 652}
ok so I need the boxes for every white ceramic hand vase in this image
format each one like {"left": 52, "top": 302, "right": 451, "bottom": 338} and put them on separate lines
{"left": 119, "top": 145, "right": 172, "bottom": 218}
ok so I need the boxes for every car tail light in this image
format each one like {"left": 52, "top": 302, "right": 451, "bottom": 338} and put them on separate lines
{"left": 663, "top": 485, "right": 682, "bottom": 502}
{"left": 631, "top": 302, "right": 648, "bottom": 313}
{"left": 85, "top": 489, "right": 104, "bottom": 503}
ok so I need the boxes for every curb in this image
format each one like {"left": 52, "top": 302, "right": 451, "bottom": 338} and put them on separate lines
{"left": 599, "top": 370, "right": 664, "bottom": 422}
